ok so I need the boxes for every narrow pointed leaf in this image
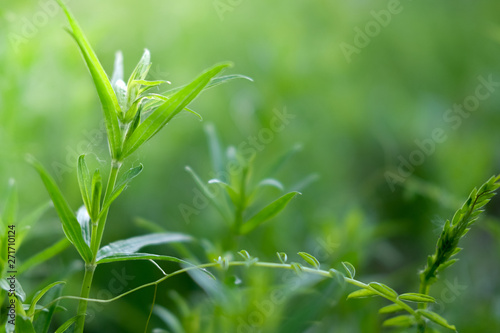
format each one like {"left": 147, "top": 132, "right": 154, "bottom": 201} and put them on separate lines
{"left": 398, "top": 293, "right": 436, "bottom": 303}
{"left": 122, "top": 63, "right": 231, "bottom": 157}
{"left": 369, "top": 282, "right": 398, "bottom": 298}
{"left": 96, "top": 233, "right": 192, "bottom": 262}
{"left": 257, "top": 178, "right": 284, "bottom": 191}
{"left": 28, "top": 156, "right": 92, "bottom": 263}
{"left": 208, "top": 179, "right": 239, "bottom": 205}
{"left": 99, "top": 164, "right": 143, "bottom": 216}
{"left": 379, "top": 304, "right": 405, "bottom": 314}
{"left": 57, "top": 0, "right": 121, "bottom": 158}
{"left": 90, "top": 170, "right": 102, "bottom": 220}
{"left": 240, "top": 191, "right": 300, "bottom": 234}
{"left": 382, "top": 315, "right": 415, "bottom": 327}
{"left": 162, "top": 74, "right": 253, "bottom": 97}
{"left": 97, "top": 253, "right": 183, "bottom": 264}
{"left": 77, "top": 155, "right": 91, "bottom": 214}
{"left": 111, "top": 51, "right": 124, "bottom": 86}
{"left": 347, "top": 288, "right": 378, "bottom": 299}
{"left": 27, "top": 281, "right": 66, "bottom": 318}
{"left": 417, "top": 309, "right": 456, "bottom": 330}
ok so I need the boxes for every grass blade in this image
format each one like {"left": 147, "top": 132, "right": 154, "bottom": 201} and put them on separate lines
{"left": 27, "top": 156, "right": 93, "bottom": 263}
{"left": 122, "top": 63, "right": 231, "bottom": 158}
{"left": 240, "top": 191, "right": 300, "bottom": 234}
{"left": 57, "top": 0, "right": 122, "bottom": 159}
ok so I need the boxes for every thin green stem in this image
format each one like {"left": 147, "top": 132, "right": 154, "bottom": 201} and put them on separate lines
{"left": 75, "top": 160, "right": 121, "bottom": 333}
{"left": 74, "top": 264, "right": 96, "bottom": 332}
{"left": 56, "top": 260, "right": 423, "bottom": 329}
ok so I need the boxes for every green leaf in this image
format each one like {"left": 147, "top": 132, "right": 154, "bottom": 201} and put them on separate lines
{"left": 17, "top": 201, "right": 51, "bottom": 247}
{"left": 99, "top": 164, "right": 143, "bottom": 216}
{"left": 54, "top": 316, "right": 78, "bottom": 333}
{"left": 97, "top": 253, "right": 185, "bottom": 264}
{"left": 27, "top": 156, "right": 93, "bottom": 263}
{"left": 57, "top": 0, "right": 122, "bottom": 159}
{"left": 368, "top": 282, "right": 398, "bottom": 298}
{"left": 126, "top": 49, "right": 151, "bottom": 106}
{"left": 154, "top": 305, "right": 185, "bottom": 333}
{"left": 379, "top": 304, "right": 405, "bottom": 314}
{"left": 382, "top": 315, "right": 415, "bottom": 327}
{"left": 27, "top": 281, "right": 66, "bottom": 318}
{"left": 110, "top": 51, "right": 124, "bottom": 87}
{"left": 240, "top": 191, "right": 300, "bottom": 234}
{"left": 18, "top": 238, "right": 70, "bottom": 275}
{"left": 90, "top": 170, "right": 102, "bottom": 220}
{"left": 96, "top": 233, "right": 192, "bottom": 262}
{"left": 417, "top": 309, "right": 456, "bottom": 330}
{"left": 162, "top": 74, "right": 252, "bottom": 97}
{"left": 34, "top": 283, "right": 64, "bottom": 333}
{"left": 347, "top": 288, "right": 378, "bottom": 299}
{"left": 298, "top": 252, "right": 320, "bottom": 269}
{"left": 398, "top": 293, "right": 436, "bottom": 303}
{"left": 122, "top": 63, "right": 231, "bottom": 158}
{"left": 341, "top": 261, "right": 356, "bottom": 279}
{"left": 77, "top": 155, "right": 91, "bottom": 215}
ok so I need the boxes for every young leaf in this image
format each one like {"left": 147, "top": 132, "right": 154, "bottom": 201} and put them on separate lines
{"left": 99, "top": 164, "right": 143, "bottom": 216}
{"left": 417, "top": 309, "right": 456, "bottom": 330}
{"left": 398, "top": 293, "right": 436, "bottom": 303}
{"left": 368, "top": 282, "right": 398, "bottom": 298}
{"left": 379, "top": 304, "right": 405, "bottom": 314}
{"left": 240, "top": 191, "right": 300, "bottom": 234}
{"left": 77, "top": 155, "right": 91, "bottom": 215}
{"left": 298, "top": 252, "right": 320, "bottom": 269}
{"left": 27, "top": 281, "right": 66, "bottom": 319}
{"left": 347, "top": 288, "right": 378, "bottom": 299}
{"left": 97, "top": 253, "right": 185, "bottom": 264}
{"left": 382, "top": 315, "right": 415, "bottom": 327}
{"left": 111, "top": 51, "right": 124, "bottom": 87}
{"left": 122, "top": 63, "right": 231, "bottom": 158}
{"left": 341, "top": 261, "right": 356, "bottom": 279}
{"left": 28, "top": 156, "right": 93, "bottom": 263}
{"left": 208, "top": 179, "right": 239, "bottom": 205}
{"left": 57, "top": 0, "right": 122, "bottom": 159}
{"left": 96, "top": 233, "right": 192, "bottom": 262}
{"left": 90, "top": 170, "right": 102, "bottom": 220}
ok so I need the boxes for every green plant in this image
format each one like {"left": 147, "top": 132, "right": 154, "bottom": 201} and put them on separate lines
{"left": 2, "top": 2, "right": 499, "bottom": 333}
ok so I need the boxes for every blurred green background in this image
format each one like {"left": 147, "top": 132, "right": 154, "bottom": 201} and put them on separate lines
{"left": 1, "top": 0, "right": 500, "bottom": 332}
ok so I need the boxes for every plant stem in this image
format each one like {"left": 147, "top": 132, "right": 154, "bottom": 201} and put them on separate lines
{"left": 75, "top": 160, "right": 121, "bottom": 333}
